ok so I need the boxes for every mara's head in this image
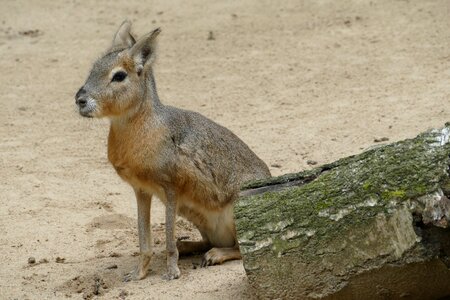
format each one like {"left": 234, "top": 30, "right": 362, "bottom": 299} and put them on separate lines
{"left": 75, "top": 21, "right": 160, "bottom": 118}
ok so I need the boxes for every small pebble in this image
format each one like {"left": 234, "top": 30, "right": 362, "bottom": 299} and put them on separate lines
{"left": 307, "top": 160, "right": 318, "bottom": 166}
{"left": 18, "top": 29, "right": 41, "bottom": 37}
{"left": 28, "top": 257, "right": 36, "bottom": 264}
{"left": 374, "top": 137, "right": 389, "bottom": 143}
{"left": 119, "top": 290, "right": 129, "bottom": 299}
{"left": 271, "top": 163, "right": 282, "bottom": 168}
{"left": 106, "top": 264, "right": 118, "bottom": 270}
{"left": 55, "top": 256, "right": 65, "bottom": 263}
{"left": 207, "top": 31, "right": 215, "bottom": 41}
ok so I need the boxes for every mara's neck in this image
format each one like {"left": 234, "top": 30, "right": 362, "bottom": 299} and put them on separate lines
{"left": 109, "top": 68, "right": 163, "bottom": 130}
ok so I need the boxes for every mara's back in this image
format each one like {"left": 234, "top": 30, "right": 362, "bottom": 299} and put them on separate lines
{"left": 161, "top": 105, "right": 271, "bottom": 206}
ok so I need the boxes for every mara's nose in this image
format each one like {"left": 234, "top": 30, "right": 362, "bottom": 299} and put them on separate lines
{"left": 75, "top": 87, "right": 87, "bottom": 108}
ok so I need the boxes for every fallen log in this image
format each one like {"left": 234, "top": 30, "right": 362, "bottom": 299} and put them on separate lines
{"left": 235, "top": 125, "right": 450, "bottom": 300}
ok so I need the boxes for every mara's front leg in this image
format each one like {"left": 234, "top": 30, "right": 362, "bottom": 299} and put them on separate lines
{"left": 163, "top": 188, "right": 180, "bottom": 280}
{"left": 124, "top": 189, "right": 152, "bottom": 281}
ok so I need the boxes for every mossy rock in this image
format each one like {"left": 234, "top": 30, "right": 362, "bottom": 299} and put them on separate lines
{"left": 236, "top": 126, "right": 450, "bottom": 299}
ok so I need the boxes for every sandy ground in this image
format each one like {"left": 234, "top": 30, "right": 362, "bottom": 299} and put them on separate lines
{"left": 1, "top": 0, "right": 449, "bottom": 299}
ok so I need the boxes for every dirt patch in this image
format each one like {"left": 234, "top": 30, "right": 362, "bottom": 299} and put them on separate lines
{"left": 59, "top": 272, "right": 123, "bottom": 299}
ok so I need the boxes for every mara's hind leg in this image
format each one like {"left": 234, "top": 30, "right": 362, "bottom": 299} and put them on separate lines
{"left": 200, "top": 203, "right": 241, "bottom": 267}
{"left": 177, "top": 202, "right": 240, "bottom": 264}
{"left": 201, "top": 246, "right": 241, "bottom": 267}
{"left": 176, "top": 206, "right": 212, "bottom": 256}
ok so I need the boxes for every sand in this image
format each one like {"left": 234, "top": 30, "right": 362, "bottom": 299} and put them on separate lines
{"left": 1, "top": 0, "right": 449, "bottom": 299}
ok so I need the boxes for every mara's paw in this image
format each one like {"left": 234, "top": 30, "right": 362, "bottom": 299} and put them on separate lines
{"left": 123, "top": 253, "right": 152, "bottom": 282}
{"left": 201, "top": 248, "right": 224, "bottom": 267}
{"left": 162, "top": 265, "right": 180, "bottom": 280}
{"left": 123, "top": 266, "right": 150, "bottom": 282}
{"left": 201, "top": 247, "right": 241, "bottom": 267}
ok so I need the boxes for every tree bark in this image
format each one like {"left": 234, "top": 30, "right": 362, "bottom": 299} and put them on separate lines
{"left": 235, "top": 125, "right": 450, "bottom": 300}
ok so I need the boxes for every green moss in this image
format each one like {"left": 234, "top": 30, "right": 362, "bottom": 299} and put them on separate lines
{"left": 382, "top": 190, "right": 407, "bottom": 200}
{"left": 442, "top": 181, "right": 450, "bottom": 191}
{"left": 272, "top": 237, "right": 302, "bottom": 255}
{"left": 362, "top": 181, "right": 372, "bottom": 191}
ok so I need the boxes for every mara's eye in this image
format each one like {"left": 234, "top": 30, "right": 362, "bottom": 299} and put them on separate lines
{"left": 111, "top": 71, "right": 127, "bottom": 82}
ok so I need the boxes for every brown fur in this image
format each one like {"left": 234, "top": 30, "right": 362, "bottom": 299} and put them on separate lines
{"left": 75, "top": 21, "right": 271, "bottom": 281}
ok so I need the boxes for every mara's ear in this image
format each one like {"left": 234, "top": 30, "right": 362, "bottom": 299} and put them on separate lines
{"left": 129, "top": 28, "right": 161, "bottom": 75}
{"left": 111, "top": 20, "right": 136, "bottom": 49}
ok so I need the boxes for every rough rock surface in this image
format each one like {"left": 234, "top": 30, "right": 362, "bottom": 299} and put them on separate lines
{"left": 236, "top": 125, "right": 450, "bottom": 299}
